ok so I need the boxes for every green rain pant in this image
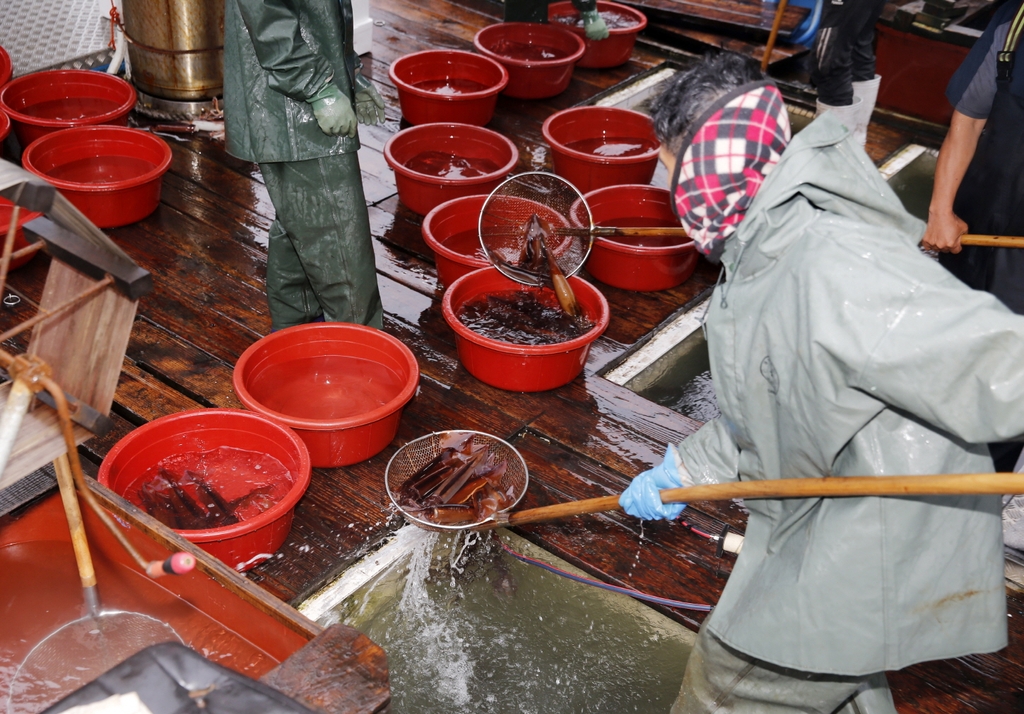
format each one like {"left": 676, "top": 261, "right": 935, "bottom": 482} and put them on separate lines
{"left": 259, "top": 153, "right": 383, "bottom": 331}
{"left": 672, "top": 625, "right": 897, "bottom": 714}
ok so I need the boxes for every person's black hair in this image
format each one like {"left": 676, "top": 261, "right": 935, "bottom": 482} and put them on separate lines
{"left": 649, "top": 52, "right": 765, "bottom": 153}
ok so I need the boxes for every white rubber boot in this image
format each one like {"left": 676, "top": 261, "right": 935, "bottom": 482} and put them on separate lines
{"left": 815, "top": 96, "right": 864, "bottom": 144}
{"left": 851, "top": 74, "right": 881, "bottom": 147}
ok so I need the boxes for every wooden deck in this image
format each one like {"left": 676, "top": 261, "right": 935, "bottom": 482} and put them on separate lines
{"left": 3, "top": 0, "right": 1023, "bottom": 710}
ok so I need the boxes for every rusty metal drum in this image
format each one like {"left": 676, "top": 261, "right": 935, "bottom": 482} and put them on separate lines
{"left": 122, "top": 0, "right": 224, "bottom": 101}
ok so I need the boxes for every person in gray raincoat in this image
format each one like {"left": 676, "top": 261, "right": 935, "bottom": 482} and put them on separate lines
{"left": 224, "top": 0, "right": 384, "bottom": 331}
{"left": 619, "top": 52, "right": 1021, "bottom": 712}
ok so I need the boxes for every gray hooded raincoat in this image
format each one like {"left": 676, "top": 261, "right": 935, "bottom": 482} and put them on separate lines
{"left": 679, "top": 113, "right": 1017, "bottom": 676}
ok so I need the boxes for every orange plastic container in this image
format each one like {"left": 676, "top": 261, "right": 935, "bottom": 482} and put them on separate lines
{"left": 441, "top": 267, "right": 609, "bottom": 392}
{"left": 0, "top": 69, "right": 136, "bottom": 146}
{"left": 98, "top": 408, "right": 312, "bottom": 572}
{"left": 389, "top": 50, "right": 508, "bottom": 126}
{"left": 0, "top": 197, "right": 43, "bottom": 270}
{"left": 584, "top": 184, "right": 697, "bottom": 291}
{"left": 548, "top": 1, "right": 647, "bottom": 69}
{"left": 233, "top": 323, "right": 420, "bottom": 467}
{"left": 542, "top": 105, "right": 659, "bottom": 193}
{"left": 473, "top": 22, "right": 585, "bottom": 99}
{"left": 21, "top": 125, "right": 171, "bottom": 228}
{"left": 384, "top": 122, "right": 519, "bottom": 216}
{"left": 421, "top": 193, "right": 491, "bottom": 289}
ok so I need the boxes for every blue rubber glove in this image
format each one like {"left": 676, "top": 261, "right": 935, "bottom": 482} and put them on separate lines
{"left": 619, "top": 445, "right": 688, "bottom": 521}
{"left": 309, "top": 82, "right": 357, "bottom": 138}
{"left": 354, "top": 74, "right": 386, "bottom": 126}
{"left": 580, "top": 9, "right": 610, "bottom": 41}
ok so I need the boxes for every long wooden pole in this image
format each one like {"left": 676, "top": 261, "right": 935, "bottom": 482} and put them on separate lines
{"left": 960, "top": 234, "right": 1024, "bottom": 248}
{"left": 762, "top": 0, "right": 790, "bottom": 72}
{"left": 476, "top": 472, "right": 1024, "bottom": 530}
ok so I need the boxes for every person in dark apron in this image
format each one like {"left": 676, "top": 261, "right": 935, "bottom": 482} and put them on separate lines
{"left": 925, "top": 0, "right": 1024, "bottom": 471}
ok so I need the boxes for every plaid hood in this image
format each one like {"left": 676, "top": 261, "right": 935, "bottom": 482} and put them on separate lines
{"left": 669, "top": 80, "right": 791, "bottom": 262}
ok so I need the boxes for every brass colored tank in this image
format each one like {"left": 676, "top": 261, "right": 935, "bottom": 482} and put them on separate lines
{"left": 121, "top": 0, "right": 224, "bottom": 101}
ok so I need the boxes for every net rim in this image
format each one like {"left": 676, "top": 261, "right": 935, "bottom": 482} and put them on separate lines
{"left": 384, "top": 429, "right": 529, "bottom": 531}
{"left": 478, "top": 171, "right": 594, "bottom": 284}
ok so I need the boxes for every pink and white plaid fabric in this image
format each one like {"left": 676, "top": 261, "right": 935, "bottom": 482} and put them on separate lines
{"left": 671, "top": 83, "right": 791, "bottom": 261}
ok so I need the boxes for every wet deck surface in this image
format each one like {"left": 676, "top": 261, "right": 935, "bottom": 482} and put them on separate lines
{"left": 4, "top": 0, "right": 1024, "bottom": 709}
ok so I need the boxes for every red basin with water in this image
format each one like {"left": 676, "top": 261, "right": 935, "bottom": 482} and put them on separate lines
{"left": 422, "top": 193, "right": 491, "bottom": 289}
{"left": 548, "top": 1, "right": 648, "bottom": 69}
{"left": 98, "top": 408, "right": 312, "bottom": 572}
{"left": 384, "top": 122, "right": 519, "bottom": 216}
{"left": 0, "top": 198, "right": 43, "bottom": 271}
{"left": 442, "top": 267, "right": 609, "bottom": 391}
{"left": 473, "top": 22, "right": 585, "bottom": 100}
{"left": 0, "top": 110, "right": 10, "bottom": 161}
{"left": 21, "top": 125, "right": 172, "bottom": 228}
{"left": 233, "top": 323, "right": 420, "bottom": 467}
{"left": 0, "top": 69, "right": 136, "bottom": 147}
{"left": 390, "top": 50, "right": 509, "bottom": 126}
{"left": 543, "top": 105, "right": 659, "bottom": 193}
{"left": 583, "top": 184, "right": 697, "bottom": 291}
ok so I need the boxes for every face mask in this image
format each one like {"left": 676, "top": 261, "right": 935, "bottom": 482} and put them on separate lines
{"left": 668, "top": 80, "right": 791, "bottom": 263}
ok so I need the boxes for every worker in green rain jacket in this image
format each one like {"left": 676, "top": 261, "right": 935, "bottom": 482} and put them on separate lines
{"left": 620, "top": 53, "right": 1018, "bottom": 712}
{"left": 224, "top": 0, "right": 384, "bottom": 331}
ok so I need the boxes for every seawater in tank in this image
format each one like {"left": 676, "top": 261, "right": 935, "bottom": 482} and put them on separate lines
{"left": 300, "top": 527, "right": 695, "bottom": 714}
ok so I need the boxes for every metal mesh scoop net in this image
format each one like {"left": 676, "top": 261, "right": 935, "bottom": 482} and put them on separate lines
{"left": 385, "top": 430, "right": 529, "bottom": 531}
{"left": 479, "top": 172, "right": 594, "bottom": 285}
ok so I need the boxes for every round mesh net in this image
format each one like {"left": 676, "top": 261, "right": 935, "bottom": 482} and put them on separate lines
{"left": 8, "top": 611, "right": 180, "bottom": 713}
{"left": 479, "top": 172, "right": 593, "bottom": 284}
{"left": 385, "top": 430, "right": 529, "bottom": 531}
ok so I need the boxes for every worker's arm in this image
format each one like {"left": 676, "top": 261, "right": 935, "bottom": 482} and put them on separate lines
{"left": 676, "top": 418, "right": 741, "bottom": 487}
{"left": 921, "top": 110, "right": 986, "bottom": 253}
{"left": 233, "top": 0, "right": 335, "bottom": 102}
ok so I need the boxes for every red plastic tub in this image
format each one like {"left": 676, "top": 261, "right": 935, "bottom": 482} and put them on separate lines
{"left": 0, "top": 46, "right": 11, "bottom": 87}
{"left": 0, "top": 198, "right": 43, "bottom": 270}
{"left": 549, "top": 1, "right": 647, "bottom": 69}
{"left": 0, "top": 110, "right": 9, "bottom": 160}
{"left": 441, "top": 267, "right": 609, "bottom": 391}
{"left": 97, "top": 408, "right": 312, "bottom": 572}
{"left": 0, "top": 69, "right": 136, "bottom": 147}
{"left": 583, "top": 184, "right": 697, "bottom": 291}
{"left": 390, "top": 50, "right": 509, "bottom": 126}
{"left": 384, "top": 122, "right": 519, "bottom": 216}
{"left": 21, "top": 125, "right": 172, "bottom": 228}
{"left": 473, "top": 22, "right": 585, "bottom": 100}
{"left": 422, "top": 194, "right": 491, "bottom": 289}
{"left": 233, "top": 322, "right": 420, "bottom": 467}
{"left": 543, "top": 105, "right": 659, "bottom": 193}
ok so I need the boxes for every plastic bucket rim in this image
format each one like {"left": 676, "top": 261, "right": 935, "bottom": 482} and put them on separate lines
{"left": 232, "top": 323, "right": 421, "bottom": 432}
{"left": 0, "top": 69, "right": 137, "bottom": 129}
{"left": 0, "top": 46, "right": 10, "bottom": 86}
{"left": 421, "top": 193, "right": 492, "bottom": 268}
{"left": 542, "top": 106, "right": 660, "bottom": 165}
{"left": 441, "top": 267, "right": 610, "bottom": 356}
{"left": 547, "top": 0, "right": 648, "bottom": 35}
{"left": 21, "top": 125, "right": 173, "bottom": 193}
{"left": 473, "top": 22, "right": 586, "bottom": 68}
{"left": 96, "top": 407, "right": 313, "bottom": 542}
{"left": 383, "top": 122, "right": 519, "bottom": 187}
{"left": 389, "top": 50, "right": 510, "bottom": 101}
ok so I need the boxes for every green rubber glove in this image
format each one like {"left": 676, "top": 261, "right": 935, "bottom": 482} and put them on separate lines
{"left": 354, "top": 74, "right": 386, "bottom": 126}
{"left": 580, "top": 9, "right": 609, "bottom": 41}
{"left": 309, "top": 82, "right": 357, "bottom": 138}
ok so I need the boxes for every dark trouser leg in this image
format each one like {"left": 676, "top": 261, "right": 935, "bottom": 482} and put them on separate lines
{"left": 671, "top": 624, "right": 896, "bottom": 714}
{"left": 811, "top": 0, "right": 887, "bottom": 105}
{"left": 260, "top": 154, "right": 383, "bottom": 331}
